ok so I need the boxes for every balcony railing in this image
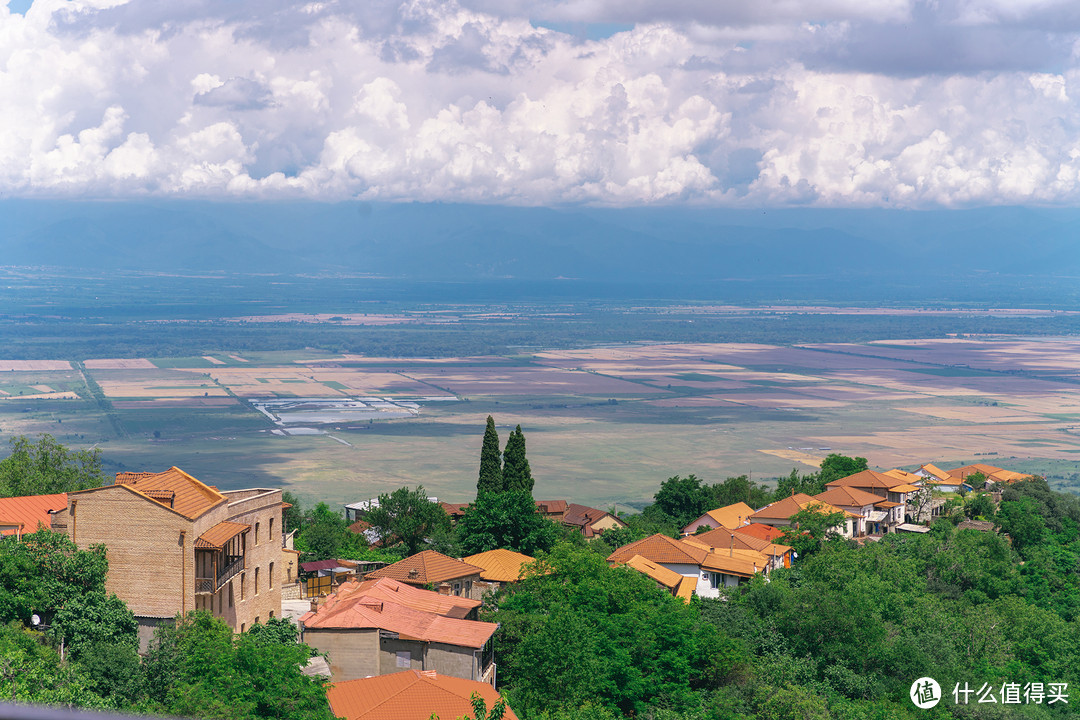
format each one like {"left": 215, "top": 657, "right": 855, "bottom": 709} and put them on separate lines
{"left": 195, "top": 554, "right": 244, "bottom": 594}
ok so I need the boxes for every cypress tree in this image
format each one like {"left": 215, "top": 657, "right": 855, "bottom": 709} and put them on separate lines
{"left": 478, "top": 415, "right": 503, "bottom": 495}
{"left": 502, "top": 424, "right": 534, "bottom": 494}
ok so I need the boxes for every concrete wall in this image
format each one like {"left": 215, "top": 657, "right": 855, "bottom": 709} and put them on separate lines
{"left": 378, "top": 636, "right": 426, "bottom": 673}
{"left": 304, "top": 628, "right": 379, "bottom": 681}
{"left": 427, "top": 642, "right": 479, "bottom": 681}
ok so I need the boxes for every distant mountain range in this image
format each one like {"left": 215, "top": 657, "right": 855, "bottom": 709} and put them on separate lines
{"left": 2, "top": 200, "right": 1079, "bottom": 301}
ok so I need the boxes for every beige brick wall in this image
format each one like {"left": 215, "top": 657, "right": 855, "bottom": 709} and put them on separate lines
{"left": 304, "top": 628, "right": 379, "bottom": 680}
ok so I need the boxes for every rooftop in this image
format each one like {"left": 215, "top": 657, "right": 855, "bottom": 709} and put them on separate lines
{"left": 365, "top": 550, "right": 485, "bottom": 585}
{"left": 327, "top": 670, "right": 518, "bottom": 720}
{"left": 462, "top": 548, "right": 536, "bottom": 583}
{"left": 0, "top": 493, "right": 67, "bottom": 537}
{"left": 86, "top": 467, "right": 227, "bottom": 520}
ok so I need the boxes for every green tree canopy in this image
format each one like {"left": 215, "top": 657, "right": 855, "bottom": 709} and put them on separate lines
{"left": 779, "top": 504, "right": 849, "bottom": 557}
{"left": 456, "top": 490, "right": 558, "bottom": 556}
{"left": 478, "top": 415, "right": 503, "bottom": 495}
{"left": 0, "top": 621, "right": 106, "bottom": 708}
{"left": 142, "top": 611, "right": 334, "bottom": 720}
{"left": 366, "top": 485, "right": 451, "bottom": 556}
{"left": 817, "top": 453, "right": 869, "bottom": 486}
{"left": 651, "top": 474, "right": 714, "bottom": 529}
{"left": 294, "top": 502, "right": 347, "bottom": 561}
{"left": 502, "top": 425, "right": 534, "bottom": 494}
{"left": 0, "top": 434, "right": 107, "bottom": 498}
{"left": 0, "top": 529, "right": 109, "bottom": 626}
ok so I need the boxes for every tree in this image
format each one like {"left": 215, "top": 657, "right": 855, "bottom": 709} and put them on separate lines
{"left": 456, "top": 490, "right": 558, "bottom": 556}
{"left": 779, "top": 504, "right": 848, "bottom": 557}
{"left": 817, "top": 454, "right": 868, "bottom": 486}
{"left": 711, "top": 474, "right": 772, "bottom": 510}
{"left": 652, "top": 474, "right": 712, "bottom": 529}
{"left": 502, "top": 425, "right": 534, "bottom": 494}
{"left": 774, "top": 467, "right": 826, "bottom": 499}
{"left": 996, "top": 497, "right": 1045, "bottom": 555}
{"left": 0, "top": 529, "right": 109, "bottom": 626}
{"left": 142, "top": 611, "right": 334, "bottom": 720}
{"left": 0, "top": 434, "right": 107, "bottom": 497}
{"left": 281, "top": 491, "right": 304, "bottom": 535}
{"left": 295, "top": 502, "right": 348, "bottom": 561}
{"left": 964, "top": 493, "right": 996, "bottom": 521}
{"left": 478, "top": 416, "right": 503, "bottom": 495}
{"left": 366, "top": 486, "right": 451, "bottom": 556}
{"left": 0, "top": 621, "right": 105, "bottom": 708}
{"left": 50, "top": 591, "right": 138, "bottom": 660}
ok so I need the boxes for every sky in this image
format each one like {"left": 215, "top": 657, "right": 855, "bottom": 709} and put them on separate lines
{"left": 4, "top": 0, "right": 1080, "bottom": 208}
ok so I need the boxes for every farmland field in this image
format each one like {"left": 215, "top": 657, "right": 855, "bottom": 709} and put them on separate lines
{"left": 3, "top": 335, "right": 1080, "bottom": 510}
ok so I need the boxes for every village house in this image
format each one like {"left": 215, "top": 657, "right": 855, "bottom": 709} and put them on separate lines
{"left": 562, "top": 503, "right": 627, "bottom": 538}
{"left": 946, "top": 463, "right": 1032, "bottom": 487}
{"left": 300, "top": 577, "right": 497, "bottom": 684}
{"left": 56, "top": 467, "right": 285, "bottom": 650}
{"left": 365, "top": 550, "right": 486, "bottom": 601}
{"left": 812, "top": 486, "right": 900, "bottom": 536}
{"left": 914, "top": 463, "right": 971, "bottom": 493}
{"left": 748, "top": 493, "right": 859, "bottom": 538}
{"left": 680, "top": 502, "right": 755, "bottom": 536}
{"left": 687, "top": 525, "right": 792, "bottom": 570}
{"left": 326, "top": 669, "right": 519, "bottom": 720}
{"left": 607, "top": 533, "right": 766, "bottom": 598}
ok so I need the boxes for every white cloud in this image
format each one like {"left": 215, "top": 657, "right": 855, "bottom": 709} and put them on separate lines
{"left": 2, "top": 0, "right": 1080, "bottom": 206}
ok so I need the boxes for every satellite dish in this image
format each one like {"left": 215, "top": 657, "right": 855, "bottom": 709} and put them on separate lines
{"left": 30, "top": 613, "right": 41, "bottom": 627}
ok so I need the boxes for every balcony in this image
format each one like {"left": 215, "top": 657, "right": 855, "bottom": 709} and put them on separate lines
{"left": 196, "top": 553, "right": 244, "bottom": 595}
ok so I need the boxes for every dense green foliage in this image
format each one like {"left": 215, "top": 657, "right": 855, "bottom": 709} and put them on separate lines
{"left": 142, "top": 612, "right": 333, "bottom": 720}
{"left": 0, "top": 434, "right": 107, "bottom": 497}
{"left": 456, "top": 490, "right": 559, "bottom": 556}
{"left": 479, "top": 415, "right": 504, "bottom": 495}
{"left": 502, "top": 425, "right": 534, "bottom": 494}
{"left": 366, "top": 485, "right": 452, "bottom": 555}
{"left": 487, "top": 544, "right": 745, "bottom": 717}
{"left": 0, "top": 621, "right": 106, "bottom": 708}
{"left": 778, "top": 505, "right": 848, "bottom": 556}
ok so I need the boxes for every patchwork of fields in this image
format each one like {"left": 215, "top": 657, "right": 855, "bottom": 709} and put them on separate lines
{"left": 2, "top": 337, "right": 1080, "bottom": 509}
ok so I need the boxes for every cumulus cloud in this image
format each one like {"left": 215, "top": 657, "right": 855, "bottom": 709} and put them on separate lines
{"left": 2, "top": 0, "right": 1080, "bottom": 206}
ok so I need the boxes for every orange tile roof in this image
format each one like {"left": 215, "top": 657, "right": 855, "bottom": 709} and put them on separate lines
{"left": 920, "top": 463, "right": 952, "bottom": 481}
{"left": 439, "top": 502, "right": 469, "bottom": 518}
{"left": 534, "top": 499, "right": 567, "bottom": 514}
{"left": 327, "top": 670, "right": 518, "bottom": 720}
{"left": 735, "top": 523, "right": 787, "bottom": 543}
{"left": 300, "top": 585, "right": 496, "bottom": 648}
{"left": 607, "top": 533, "right": 708, "bottom": 566}
{"left": 706, "top": 502, "right": 755, "bottom": 529}
{"left": 462, "top": 549, "right": 536, "bottom": 583}
{"left": 697, "top": 548, "right": 763, "bottom": 578}
{"left": 194, "top": 521, "right": 250, "bottom": 550}
{"left": 675, "top": 576, "right": 696, "bottom": 602}
{"left": 813, "top": 486, "right": 883, "bottom": 509}
{"left": 884, "top": 469, "right": 920, "bottom": 482}
{"left": 619, "top": 554, "right": 684, "bottom": 590}
{"left": 750, "top": 493, "right": 854, "bottom": 521}
{"left": 77, "top": 467, "right": 226, "bottom": 520}
{"left": 947, "top": 463, "right": 1006, "bottom": 479}
{"left": 889, "top": 484, "right": 921, "bottom": 493}
{"left": 0, "top": 493, "right": 67, "bottom": 536}
{"left": 365, "top": 550, "right": 484, "bottom": 585}
{"left": 825, "top": 469, "right": 910, "bottom": 493}
{"left": 322, "top": 578, "right": 479, "bottom": 618}
{"left": 689, "top": 525, "right": 789, "bottom": 558}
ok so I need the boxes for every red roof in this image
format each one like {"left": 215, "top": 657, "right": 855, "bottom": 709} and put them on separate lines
{"left": 327, "top": 670, "right": 518, "bottom": 720}
{"left": 607, "top": 534, "right": 708, "bottom": 566}
{"left": 0, "top": 493, "right": 67, "bottom": 536}
{"left": 328, "top": 577, "right": 479, "bottom": 618}
{"left": 73, "top": 467, "right": 226, "bottom": 520}
{"left": 300, "top": 582, "right": 496, "bottom": 648}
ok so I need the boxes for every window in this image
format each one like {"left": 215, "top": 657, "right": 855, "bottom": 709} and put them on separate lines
{"left": 452, "top": 582, "right": 461, "bottom": 596}
{"left": 255, "top": 522, "right": 260, "bottom": 545}
{"left": 255, "top": 567, "right": 260, "bottom": 595}
{"left": 269, "top": 610, "right": 274, "bottom": 619}
{"left": 269, "top": 517, "right": 274, "bottom": 541}
{"left": 229, "top": 582, "right": 234, "bottom": 608}
{"left": 241, "top": 623, "right": 245, "bottom": 633}
{"left": 269, "top": 562, "right": 274, "bottom": 590}
{"left": 396, "top": 651, "right": 410, "bottom": 668}
{"left": 240, "top": 572, "right": 246, "bottom": 601}
{"left": 255, "top": 616, "right": 260, "bottom": 624}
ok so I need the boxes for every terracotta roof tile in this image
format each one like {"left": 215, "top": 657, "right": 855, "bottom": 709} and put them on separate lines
{"left": 322, "top": 577, "right": 479, "bottom": 617}
{"left": 0, "top": 493, "right": 67, "bottom": 536}
{"left": 365, "top": 550, "right": 484, "bottom": 585}
{"left": 194, "top": 521, "right": 250, "bottom": 550}
{"left": 750, "top": 493, "right": 853, "bottom": 521}
{"left": 813, "top": 486, "right": 883, "bottom": 509}
{"left": 826, "top": 469, "right": 909, "bottom": 492}
{"left": 607, "top": 533, "right": 708, "bottom": 566}
{"left": 920, "top": 463, "right": 952, "bottom": 481}
{"left": 462, "top": 549, "right": 536, "bottom": 583}
{"left": 301, "top": 584, "right": 496, "bottom": 648}
{"left": 87, "top": 467, "right": 226, "bottom": 519}
{"left": 735, "top": 523, "right": 787, "bottom": 542}
{"left": 534, "top": 499, "right": 567, "bottom": 514}
{"left": 327, "top": 670, "right": 518, "bottom": 720}
{"left": 618, "top": 554, "right": 684, "bottom": 590}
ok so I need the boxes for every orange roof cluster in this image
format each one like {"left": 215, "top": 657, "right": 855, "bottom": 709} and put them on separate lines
{"left": 813, "top": 486, "right": 883, "bottom": 509}
{"left": 607, "top": 533, "right": 707, "bottom": 566}
{"left": 314, "top": 577, "right": 479, "bottom": 618}
{"left": 327, "top": 670, "right": 518, "bottom": 720}
{"left": 462, "top": 548, "right": 536, "bottom": 583}
{"left": 919, "top": 463, "right": 952, "bottom": 482}
{"left": 691, "top": 525, "right": 790, "bottom": 560}
{"left": 825, "top": 469, "right": 910, "bottom": 492}
{"left": 0, "top": 493, "right": 67, "bottom": 537}
{"left": 365, "top": 550, "right": 484, "bottom": 585}
{"left": 620, "top": 554, "right": 684, "bottom": 590}
{"left": 947, "top": 464, "right": 1032, "bottom": 484}
{"left": 81, "top": 467, "right": 227, "bottom": 520}
{"left": 300, "top": 581, "right": 495, "bottom": 648}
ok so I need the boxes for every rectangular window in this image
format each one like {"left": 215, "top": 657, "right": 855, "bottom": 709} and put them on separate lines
{"left": 255, "top": 522, "right": 260, "bottom": 545}
{"left": 396, "top": 651, "right": 410, "bottom": 668}
{"left": 255, "top": 567, "right": 260, "bottom": 595}
{"left": 269, "top": 562, "right": 274, "bottom": 590}
{"left": 241, "top": 623, "right": 245, "bottom": 633}
{"left": 269, "top": 517, "right": 274, "bottom": 541}
{"left": 452, "top": 582, "right": 461, "bottom": 596}
{"left": 240, "top": 572, "right": 246, "bottom": 601}
{"left": 269, "top": 610, "right": 274, "bottom": 619}
{"left": 229, "top": 582, "right": 234, "bottom": 608}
